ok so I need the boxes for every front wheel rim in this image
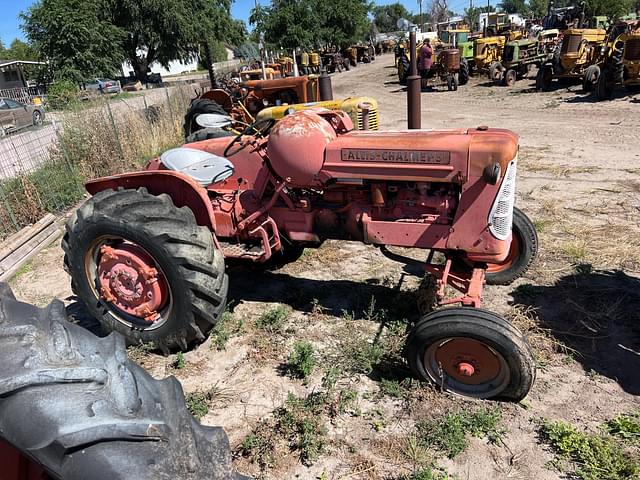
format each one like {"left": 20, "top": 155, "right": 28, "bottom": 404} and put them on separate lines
{"left": 85, "top": 236, "right": 173, "bottom": 330}
{"left": 487, "top": 233, "right": 521, "bottom": 273}
{"left": 424, "top": 337, "right": 510, "bottom": 398}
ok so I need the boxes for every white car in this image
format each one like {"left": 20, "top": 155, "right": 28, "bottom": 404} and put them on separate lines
{"left": 86, "top": 78, "right": 121, "bottom": 94}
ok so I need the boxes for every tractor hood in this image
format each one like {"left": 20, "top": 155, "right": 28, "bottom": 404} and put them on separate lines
{"left": 320, "top": 128, "right": 519, "bottom": 184}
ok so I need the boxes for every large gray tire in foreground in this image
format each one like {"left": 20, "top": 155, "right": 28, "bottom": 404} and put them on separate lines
{"left": 0, "top": 283, "right": 245, "bottom": 480}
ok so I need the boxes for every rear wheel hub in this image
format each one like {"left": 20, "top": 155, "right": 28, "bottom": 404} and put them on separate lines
{"left": 97, "top": 244, "right": 169, "bottom": 322}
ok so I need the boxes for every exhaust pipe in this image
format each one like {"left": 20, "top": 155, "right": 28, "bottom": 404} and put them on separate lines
{"left": 407, "top": 28, "right": 421, "bottom": 129}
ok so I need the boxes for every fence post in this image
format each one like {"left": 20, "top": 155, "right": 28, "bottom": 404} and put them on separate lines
{"left": 164, "top": 87, "right": 174, "bottom": 119}
{"left": 105, "top": 100, "right": 126, "bottom": 162}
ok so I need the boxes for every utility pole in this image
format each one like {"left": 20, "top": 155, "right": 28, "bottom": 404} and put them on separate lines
{"left": 419, "top": 0, "right": 423, "bottom": 33}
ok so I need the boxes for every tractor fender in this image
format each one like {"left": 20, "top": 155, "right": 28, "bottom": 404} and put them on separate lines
{"left": 86, "top": 170, "right": 218, "bottom": 234}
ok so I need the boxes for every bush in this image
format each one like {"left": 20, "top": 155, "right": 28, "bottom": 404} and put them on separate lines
{"left": 46, "top": 79, "right": 80, "bottom": 110}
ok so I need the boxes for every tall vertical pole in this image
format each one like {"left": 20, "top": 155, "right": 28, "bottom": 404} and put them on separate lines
{"left": 419, "top": 0, "right": 423, "bottom": 32}
{"left": 407, "top": 28, "right": 421, "bottom": 129}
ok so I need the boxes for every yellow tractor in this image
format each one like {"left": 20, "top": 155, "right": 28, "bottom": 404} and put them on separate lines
{"left": 256, "top": 97, "right": 380, "bottom": 130}
{"left": 596, "top": 21, "right": 640, "bottom": 99}
{"left": 536, "top": 28, "right": 607, "bottom": 92}
{"left": 475, "top": 36, "right": 507, "bottom": 77}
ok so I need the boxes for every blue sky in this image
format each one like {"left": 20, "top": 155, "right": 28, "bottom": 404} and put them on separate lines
{"left": 2, "top": 0, "right": 498, "bottom": 47}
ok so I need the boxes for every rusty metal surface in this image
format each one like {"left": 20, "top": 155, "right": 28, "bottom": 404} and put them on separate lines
{"left": 407, "top": 30, "right": 421, "bottom": 129}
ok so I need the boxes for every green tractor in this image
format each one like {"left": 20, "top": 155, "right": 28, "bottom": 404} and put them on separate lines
{"left": 493, "top": 30, "right": 559, "bottom": 86}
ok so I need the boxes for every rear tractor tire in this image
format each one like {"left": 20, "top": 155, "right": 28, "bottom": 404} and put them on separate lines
{"left": 536, "top": 64, "right": 553, "bottom": 91}
{"left": 63, "top": 188, "right": 228, "bottom": 352}
{"left": 183, "top": 98, "right": 227, "bottom": 139}
{"left": 459, "top": 59, "right": 470, "bottom": 86}
{"left": 0, "top": 284, "right": 244, "bottom": 480}
{"left": 405, "top": 307, "right": 536, "bottom": 401}
{"left": 485, "top": 207, "right": 538, "bottom": 285}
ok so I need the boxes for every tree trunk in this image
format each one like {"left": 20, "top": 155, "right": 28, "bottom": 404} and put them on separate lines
{"left": 203, "top": 42, "right": 216, "bottom": 89}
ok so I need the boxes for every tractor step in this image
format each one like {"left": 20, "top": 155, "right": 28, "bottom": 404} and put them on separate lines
{"left": 219, "top": 241, "right": 264, "bottom": 259}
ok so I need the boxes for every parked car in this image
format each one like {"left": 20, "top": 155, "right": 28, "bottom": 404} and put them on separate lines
{"left": 0, "top": 98, "right": 45, "bottom": 135}
{"left": 85, "top": 78, "right": 122, "bottom": 94}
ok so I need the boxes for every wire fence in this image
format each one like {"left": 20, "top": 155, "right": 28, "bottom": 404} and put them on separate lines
{"left": 0, "top": 84, "right": 196, "bottom": 240}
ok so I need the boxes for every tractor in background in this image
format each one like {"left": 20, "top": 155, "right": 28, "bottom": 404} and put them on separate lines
{"left": 596, "top": 21, "right": 640, "bottom": 99}
{"left": 536, "top": 28, "right": 607, "bottom": 92}
{"left": 494, "top": 30, "right": 559, "bottom": 86}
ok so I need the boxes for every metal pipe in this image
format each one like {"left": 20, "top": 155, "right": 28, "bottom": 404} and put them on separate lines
{"left": 407, "top": 28, "right": 421, "bottom": 129}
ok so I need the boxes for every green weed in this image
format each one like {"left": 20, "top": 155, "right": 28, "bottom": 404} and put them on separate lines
{"left": 416, "top": 407, "right": 503, "bottom": 459}
{"left": 287, "top": 341, "right": 316, "bottom": 379}
{"left": 209, "top": 310, "right": 243, "bottom": 350}
{"left": 172, "top": 351, "right": 185, "bottom": 369}
{"left": 606, "top": 412, "right": 640, "bottom": 445}
{"left": 185, "top": 386, "right": 222, "bottom": 420}
{"left": 255, "top": 305, "right": 289, "bottom": 333}
{"left": 540, "top": 419, "right": 639, "bottom": 480}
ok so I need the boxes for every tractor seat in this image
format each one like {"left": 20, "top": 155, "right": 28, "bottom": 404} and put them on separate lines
{"left": 160, "top": 147, "right": 234, "bottom": 186}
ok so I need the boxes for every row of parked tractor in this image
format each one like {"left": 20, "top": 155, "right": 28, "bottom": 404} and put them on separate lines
{"left": 395, "top": 15, "right": 640, "bottom": 100}
{"left": 237, "top": 44, "right": 377, "bottom": 81}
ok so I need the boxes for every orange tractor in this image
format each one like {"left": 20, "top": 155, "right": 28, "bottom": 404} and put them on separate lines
{"left": 63, "top": 107, "right": 538, "bottom": 401}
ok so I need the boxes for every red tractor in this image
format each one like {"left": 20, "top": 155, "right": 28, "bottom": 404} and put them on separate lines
{"left": 63, "top": 109, "right": 538, "bottom": 401}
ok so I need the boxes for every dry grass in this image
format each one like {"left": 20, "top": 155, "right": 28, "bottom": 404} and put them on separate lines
{"left": 0, "top": 87, "right": 190, "bottom": 240}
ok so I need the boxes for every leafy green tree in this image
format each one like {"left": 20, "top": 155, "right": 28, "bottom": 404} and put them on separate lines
{"left": 499, "top": 0, "right": 528, "bottom": 14}
{"left": 5, "top": 40, "right": 38, "bottom": 61}
{"left": 528, "top": 0, "right": 549, "bottom": 18}
{"left": 317, "top": 0, "right": 372, "bottom": 46}
{"left": 372, "top": 2, "right": 410, "bottom": 33}
{"left": 21, "top": 0, "right": 124, "bottom": 82}
{"left": 585, "top": 0, "right": 635, "bottom": 19}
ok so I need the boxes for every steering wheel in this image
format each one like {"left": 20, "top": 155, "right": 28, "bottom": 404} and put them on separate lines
{"left": 223, "top": 118, "right": 276, "bottom": 158}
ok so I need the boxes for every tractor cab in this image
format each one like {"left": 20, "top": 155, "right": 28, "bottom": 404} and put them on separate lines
{"left": 439, "top": 29, "right": 469, "bottom": 47}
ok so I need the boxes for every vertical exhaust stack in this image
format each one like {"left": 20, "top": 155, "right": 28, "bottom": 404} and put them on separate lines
{"left": 407, "top": 28, "right": 421, "bottom": 129}
{"left": 319, "top": 70, "right": 333, "bottom": 101}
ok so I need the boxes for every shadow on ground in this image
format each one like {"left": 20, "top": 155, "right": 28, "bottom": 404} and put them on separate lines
{"left": 227, "top": 268, "right": 420, "bottom": 323}
{"left": 511, "top": 266, "right": 640, "bottom": 395}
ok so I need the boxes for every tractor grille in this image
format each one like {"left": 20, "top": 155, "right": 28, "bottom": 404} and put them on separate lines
{"left": 488, "top": 158, "right": 517, "bottom": 241}
{"left": 356, "top": 106, "right": 380, "bottom": 130}
{"left": 625, "top": 39, "right": 640, "bottom": 61}
{"left": 503, "top": 45, "right": 515, "bottom": 62}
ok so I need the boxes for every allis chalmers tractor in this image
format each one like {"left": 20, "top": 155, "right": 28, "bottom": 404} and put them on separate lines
{"left": 596, "top": 21, "right": 640, "bottom": 100}
{"left": 536, "top": 28, "right": 607, "bottom": 92}
{"left": 63, "top": 108, "right": 538, "bottom": 401}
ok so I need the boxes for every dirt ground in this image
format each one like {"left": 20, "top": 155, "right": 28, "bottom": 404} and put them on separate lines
{"left": 9, "top": 54, "right": 640, "bottom": 479}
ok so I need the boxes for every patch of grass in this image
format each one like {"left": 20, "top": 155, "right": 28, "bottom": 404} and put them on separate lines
{"left": 9, "top": 260, "right": 35, "bottom": 282}
{"left": 171, "top": 351, "right": 186, "bottom": 369}
{"left": 379, "top": 377, "right": 422, "bottom": 399}
{"left": 185, "top": 385, "right": 223, "bottom": 420}
{"left": 209, "top": 310, "right": 243, "bottom": 350}
{"left": 286, "top": 341, "right": 316, "bottom": 379}
{"left": 126, "top": 342, "right": 155, "bottom": 363}
{"left": 399, "top": 467, "right": 457, "bottom": 480}
{"left": 540, "top": 419, "right": 639, "bottom": 480}
{"left": 239, "top": 391, "right": 328, "bottom": 468}
{"left": 533, "top": 218, "right": 552, "bottom": 233}
{"left": 606, "top": 412, "right": 640, "bottom": 445}
{"left": 561, "top": 239, "right": 589, "bottom": 264}
{"left": 416, "top": 407, "right": 504, "bottom": 459}
{"left": 255, "top": 305, "right": 289, "bottom": 333}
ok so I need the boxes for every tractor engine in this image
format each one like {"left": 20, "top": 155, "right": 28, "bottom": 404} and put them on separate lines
{"left": 241, "top": 109, "right": 520, "bottom": 265}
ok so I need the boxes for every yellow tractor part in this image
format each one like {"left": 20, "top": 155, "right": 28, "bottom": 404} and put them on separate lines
{"left": 256, "top": 97, "right": 380, "bottom": 131}
{"left": 622, "top": 33, "right": 640, "bottom": 86}
{"left": 240, "top": 68, "right": 278, "bottom": 82}
{"left": 310, "top": 52, "right": 320, "bottom": 67}
{"left": 474, "top": 36, "right": 506, "bottom": 71}
{"left": 559, "top": 28, "right": 607, "bottom": 72}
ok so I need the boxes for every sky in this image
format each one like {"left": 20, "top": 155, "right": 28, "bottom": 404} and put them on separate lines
{"left": 1, "top": 0, "right": 498, "bottom": 47}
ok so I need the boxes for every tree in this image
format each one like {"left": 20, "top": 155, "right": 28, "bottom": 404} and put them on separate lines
{"left": 499, "top": 0, "right": 528, "bottom": 14}
{"left": 5, "top": 40, "right": 38, "bottom": 61}
{"left": 429, "top": 0, "right": 450, "bottom": 25}
{"left": 372, "top": 2, "right": 410, "bottom": 33}
{"left": 527, "top": 0, "right": 549, "bottom": 18}
{"left": 22, "top": 0, "right": 124, "bottom": 82}
{"left": 585, "top": 0, "right": 634, "bottom": 19}
{"left": 317, "top": 0, "right": 372, "bottom": 46}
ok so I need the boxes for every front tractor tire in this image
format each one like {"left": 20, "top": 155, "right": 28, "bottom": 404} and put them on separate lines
{"left": 63, "top": 188, "right": 228, "bottom": 352}
{"left": 405, "top": 307, "right": 536, "bottom": 401}
{"left": 485, "top": 207, "right": 538, "bottom": 285}
{"left": 459, "top": 59, "right": 470, "bottom": 86}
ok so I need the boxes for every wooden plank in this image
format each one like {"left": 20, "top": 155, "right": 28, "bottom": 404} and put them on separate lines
{"left": 0, "top": 223, "right": 61, "bottom": 278}
{"left": 0, "top": 228, "right": 62, "bottom": 282}
{"left": 0, "top": 214, "right": 55, "bottom": 263}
